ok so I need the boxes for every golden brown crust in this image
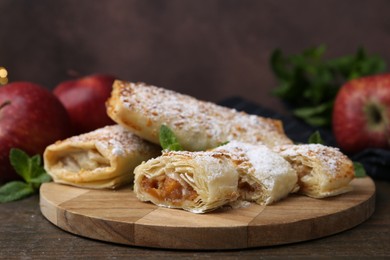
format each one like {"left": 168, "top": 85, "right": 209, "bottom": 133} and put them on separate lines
{"left": 134, "top": 141, "right": 298, "bottom": 213}
{"left": 134, "top": 150, "right": 240, "bottom": 213}
{"left": 274, "top": 144, "right": 355, "bottom": 198}
{"left": 106, "top": 80, "right": 293, "bottom": 151}
{"left": 44, "top": 125, "right": 161, "bottom": 189}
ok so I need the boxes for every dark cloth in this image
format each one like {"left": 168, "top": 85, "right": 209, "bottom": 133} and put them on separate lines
{"left": 219, "top": 97, "right": 390, "bottom": 181}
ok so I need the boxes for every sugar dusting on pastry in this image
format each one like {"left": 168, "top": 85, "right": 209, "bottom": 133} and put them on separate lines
{"left": 69, "top": 124, "right": 159, "bottom": 157}
{"left": 111, "top": 80, "right": 293, "bottom": 149}
{"left": 215, "top": 141, "right": 298, "bottom": 205}
{"left": 134, "top": 149, "right": 240, "bottom": 213}
{"left": 274, "top": 144, "right": 348, "bottom": 177}
{"left": 273, "top": 144, "right": 354, "bottom": 198}
{"left": 104, "top": 80, "right": 356, "bottom": 211}
{"left": 44, "top": 124, "right": 162, "bottom": 189}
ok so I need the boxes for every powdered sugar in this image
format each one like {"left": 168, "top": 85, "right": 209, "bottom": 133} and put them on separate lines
{"left": 214, "top": 141, "right": 298, "bottom": 204}
{"left": 246, "top": 146, "right": 293, "bottom": 178}
{"left": 274, "top": 144, "right": 345, "bottom": 176}
{"left": 67, "top": 124, "right": 159, "bottom": 157}
{"left": 215, "top": 140, "right": 293, "bottom": 179}
{"left": 115, "top": 81, "right": 293, "bottom": 149}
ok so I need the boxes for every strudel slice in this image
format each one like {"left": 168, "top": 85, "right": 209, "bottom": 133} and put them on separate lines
{"left": 274, "top": 144, "right": 355, "bottom": 198}
{"left": 134, "top": 150, "right": 240, "bottom": 213}
{"left": 43, "top": 125, "right": 161, "bottom": 189}
{"left": 106, "top": 80, "right": 293, "bottom": 151}
{"left": 214, "top": 141, "right": 298, "bottom": 205}
{"left": 134, "top": 141, "right": 298, "bottom": 213}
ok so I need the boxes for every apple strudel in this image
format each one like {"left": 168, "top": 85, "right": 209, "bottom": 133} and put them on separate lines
{"left": 134, "top": 150, "right": 240, "bottom": 213}
{"left": 274, "top": 144, "right": 355, "bottom": 198}
{"left": 43, "top": 125, "right": 161, "bottom": 189}
{"left": 214, "top": 141, "right": 298, "bottom": 205}
{"left": 134, "top": 141, "right": 298, "bottom": 213}
{"left": 106, "top": 80, "right": 293, "bottom": 151}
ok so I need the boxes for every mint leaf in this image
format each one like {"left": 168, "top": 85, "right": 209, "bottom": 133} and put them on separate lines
{"left": 353, "top": 162, "right": 367, "bottom": 178}
{"left": 308, "top": 131, "right": 324, "bottom": 144}
{"left": 29, "top": 154, "right": 43, "bottom": 178}
{"left": 9, "top": 148, "right": 32, "bottom": 182}
{"left": 0, "top": 181, "right": 34, "bottom": 203}
{"left": 30, "top": 173, "right": 51, "bottom": 184}
{"left": 217, "top": 141, "right": 230, "bottom": 147}
{"left": 159, "top": 125, "right": 183, "bottom": 151}
{"left": 270, "top": 46, "right": 387, "bottom": 127}
{"left": 293, "top": 101, "right": 333, "bottom": 127}
{"left": 1, "top": 148, "right": 50, "bottom": 203}
{"left": 30, "top": 173, "right": 52, "bottom": 190}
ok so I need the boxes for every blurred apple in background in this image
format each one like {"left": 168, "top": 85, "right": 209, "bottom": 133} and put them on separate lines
{"left": 0, "top": 82, "right": 72, "bottom": 183}
{"left": 53, "top": 74, "right": 116, "bottom": 135}
{"left": 333, "top": 74, "right": 390, "bottom": 154}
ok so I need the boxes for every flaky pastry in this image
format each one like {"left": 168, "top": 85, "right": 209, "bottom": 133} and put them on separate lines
{"left": 274, "top": 144, "right": 355, "bottom": 198}
{"left": 106, "top": 80, "right": 293, "bottom": 151}
{"left": 44, "top": 125, "right": 161, "bottom": 189}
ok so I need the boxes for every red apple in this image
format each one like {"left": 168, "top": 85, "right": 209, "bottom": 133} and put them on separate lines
{"left": 53, "top": 74, "right": 116, "bottom": 135}
{"left": 0, "top": 82, "right": 72, "bottom": 183}
{"left": 332, "top": 74, "right": 390, "bottom": 153}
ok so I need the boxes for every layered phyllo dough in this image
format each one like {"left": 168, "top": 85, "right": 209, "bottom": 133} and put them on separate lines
{"left": 214, "top": 141, "right": 298, "bottom": 205}
{"left": 44, "top": 125, "right": 161, "bottom": 189}
{"left": 274, "top": 144, "right": 355, "bottom": 198}
{"left": 106, "top": 80, "right": 293, "bottom": 151}
{"left": 134, "top": 151, "right": 240, "bottom": 213}
{"left": 134, "top": 141, "right": 299, "bottom": 213}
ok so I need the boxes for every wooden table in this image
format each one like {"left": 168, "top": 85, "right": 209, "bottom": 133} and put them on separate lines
{"left": 1, "top": 180, "right": 388, "bottom": 258}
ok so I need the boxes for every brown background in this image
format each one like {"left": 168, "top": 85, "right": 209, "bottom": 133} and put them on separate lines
{"left": 1, "top": 0, "right": 390, "bottom": 112}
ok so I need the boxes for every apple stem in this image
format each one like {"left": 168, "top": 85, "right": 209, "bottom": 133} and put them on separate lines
{"left": 368, "top": 106, "right": 382, "bottom": 124}
{"left": 0, "top": 100, "right": 11, "bottom": 110}
{"left": 364, "top": 102, "right": 387, "bottom": 126}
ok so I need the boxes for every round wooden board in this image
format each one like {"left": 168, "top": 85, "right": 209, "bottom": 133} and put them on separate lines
{"left": 39, "top": 177, "right": 375, "bottom": 250}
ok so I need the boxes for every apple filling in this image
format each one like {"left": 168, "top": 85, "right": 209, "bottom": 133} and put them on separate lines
{"left": 238, "top": 176, "right": 283, "bottom": 204}
{"left": 283, "top": 159, "right": 315, "bottom": 193}
{"left": 56, "top": 148, "right": 110, "bottom": 173}
{"left": 237, "top": 178, "right": 262, "bottom": 199}
{"left": 141, "top": 175, "right": 198, "bottom": 206}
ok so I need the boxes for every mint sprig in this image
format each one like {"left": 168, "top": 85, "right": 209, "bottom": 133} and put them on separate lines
{"left": 0, "top": 148, "right": 51, "bottom": 203}
{"left": 159, "top": 125, "right": 183, "bottom": 151}
{"left": 308, "top": 130, "right": 325, "bottom": 144}
{"left": 353, "top": 162, "right": 367, "bottom": 178}
{"left": 270, "top": 45, "right": 387, "bottom": 127}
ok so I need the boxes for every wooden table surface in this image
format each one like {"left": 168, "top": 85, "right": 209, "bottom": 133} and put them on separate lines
{"left": 1, "top": 180, "right": 389, "bottom": 258}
